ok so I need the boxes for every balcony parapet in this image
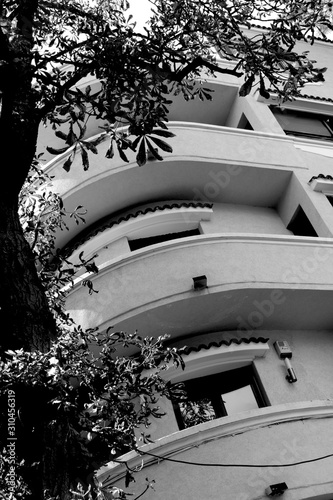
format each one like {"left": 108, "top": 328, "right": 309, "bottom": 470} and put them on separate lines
{"left": 65, "top": 232, "right": 333, "bottom": 334}
{"left": 67, "top": 232, "right": 333, "bottom": 294}
{"left": 97, "top": 399, "right": 333, "bottom": 486}
{"left": 45, "top": 121, "right": 307, "bottom": 180}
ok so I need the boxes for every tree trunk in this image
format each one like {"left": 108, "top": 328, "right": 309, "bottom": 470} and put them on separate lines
{"left": 42, "top": 419, "right": 89, "bottom": 500}
{"left": 0, "top": 197, "right": 57, "bottom": 354}
{"left": 0, "top": 3, "right": 83, "bottom": 499}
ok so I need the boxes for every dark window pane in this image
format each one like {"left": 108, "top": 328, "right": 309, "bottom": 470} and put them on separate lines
{"left": 129, "top": 228, "right": 200, "bottom": 251}
{"left": 173, "top": 365, "right": 267, "bottom": 430}
{"left": 271, "top": 107, "right": 333, "bottom": 141}
{"left": 287, "top": 205, "right": 318, "bottom": 237}
{"left": 326, "top": 195, "right": 333, "bottom": 207}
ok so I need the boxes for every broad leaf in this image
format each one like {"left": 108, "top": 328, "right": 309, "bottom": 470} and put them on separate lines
{"left": 146, "top": 138, "right": 164, "bottom": 161}
{"left": 46, "top": 146, "right": 69, "bottom": 155}
{"left": 63, "top": 155, "right": 74, "bottom": 172}
{"left": 239, "top": 74, "right": 255, "bottom": 97}
{"left": 117, "top": 143, "right": 129, "bottom": 163}
{"left": 151, "top": 129, "right": 176, "bottom": 138}
{"left": 148, "top": 136, "right": 173, "bottom": 153}
{"left": 81, "top": 147, "right": 89, "bottom": 171}
{"left": 136, "top": 138, "right": 147, "bottom": 166}
{"left": 105, "top": 141, "right": 114, "bottom": 159}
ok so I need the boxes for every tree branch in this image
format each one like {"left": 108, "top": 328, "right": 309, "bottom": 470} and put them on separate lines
{"left": 38, "top": 68, "right": 91, "bottom": 119}
{"left": 35, "top": 38, "right": 96, "bottom": 69}
{"left": 172, "top": 56, "right": 243, "bottom": 82}
{"left": 39, "top": 0, "right": 101, "bottom": 22}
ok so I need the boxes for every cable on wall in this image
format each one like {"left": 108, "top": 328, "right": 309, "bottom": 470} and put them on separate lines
{"left": 138, "top": 449, "right": 333, "bottom": 468}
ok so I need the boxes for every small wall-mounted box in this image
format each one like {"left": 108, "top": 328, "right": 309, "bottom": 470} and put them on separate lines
{"left": 192, "top": 275, "right": 207, "bottom": 291}
{"left": 265, "top": 482, "right": 288, "bottom": 497}
{"left": 274, "top": 341, "right": 292, "bottom": 359}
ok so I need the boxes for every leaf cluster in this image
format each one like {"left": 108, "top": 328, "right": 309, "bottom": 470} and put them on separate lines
{"left": 18, "top": 161, "right": 99, "bottom": 326}
{"left": 0, "top": 328, "right": 185, "bottom": 498}
{"left": 1, "top": 0, "right": 331, "bottom": 174}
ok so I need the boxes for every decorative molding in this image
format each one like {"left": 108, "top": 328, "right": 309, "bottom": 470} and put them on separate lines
{"left": 309, "top": 175, "right": 333, "bottom": 193}
{"left": 66, "top": 202, "right": 213, "bottom": 261}
{"left": 165, "top": 338, "right": 270, "bottom": 382}
{"left": 183, "top": 336, "right": 269, "bottom": 354}
{"left": 258, "top": 94, "right": 333, "bottom": 114}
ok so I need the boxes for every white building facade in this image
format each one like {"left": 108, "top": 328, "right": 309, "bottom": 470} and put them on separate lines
{"left": 45, "top": 29, "right": 333, "bottom": 500}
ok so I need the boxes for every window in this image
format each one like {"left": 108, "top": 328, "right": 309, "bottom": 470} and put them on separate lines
{"left": 271, "top": 107, "right": 333, "bottom": 141}
{"left": 326, "top": 195, "right": 333, "bottom": 207}
{"left": 173, "top": 365, "right": 267, "bottom": 430}
{"left": 129, "top": 228, "right": 201, "bottom": 251}
{"left": 238, "top": 113, "right": 253, "bottom": 131}
{"left": 287, "top": 205, "right": 318, "bottom": 237}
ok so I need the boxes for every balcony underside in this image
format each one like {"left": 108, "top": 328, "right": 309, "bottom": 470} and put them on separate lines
{"left": 113, "top": 286, "right": 333, "bottom": 338}
{"left": 47, "top": 125, "right": 299, "bottom": 249}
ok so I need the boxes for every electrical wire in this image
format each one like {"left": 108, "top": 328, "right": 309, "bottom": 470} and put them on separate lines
{"left": 139, "top": 449, "right": 333, "bottom": 468}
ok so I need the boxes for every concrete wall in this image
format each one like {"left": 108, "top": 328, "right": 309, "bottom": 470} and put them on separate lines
{"left": 109, "top": 413, "right": 333, "bottom": 500}
{"left": 67, "top": 201, "right": 290, "bottom": 270}
{"left": 242, "top": 28, "right": 333, "bottom": 101}
{"left": 201, "top": 203, "right": 290, "bottom": 235}
{"left": 257, "top": 330, "right": 333, "bottom": 405}
{"left": 51, "top": 32, "right": 333, "bottom": 500}
{"left": 134, "top": 330, "right": 333, "bottom": 443}
{"left": 104, "top": 329, "right": 333, "bottom": 500}
{"left": 65, "top": 235, "right": 333, "bottom": 331}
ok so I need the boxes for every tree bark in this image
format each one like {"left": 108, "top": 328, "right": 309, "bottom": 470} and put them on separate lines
{"left": 41, "top": 419, "right": 91, "bottom": 500}
{"left": 0, "top": 197, "right": 57, "bottom": 354}
{"left": 0, "top": 0, "right": 59, "bottom": 354}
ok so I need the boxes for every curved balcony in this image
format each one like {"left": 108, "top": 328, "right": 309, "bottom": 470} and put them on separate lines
{"left": 97, "top": 400, "right": 333, "bottom": 500}
{"left": 65, "top": 233, "right": 333, "bottom": 336}
{"left": 46, "top": 123, "right": 301, "bottom": 249}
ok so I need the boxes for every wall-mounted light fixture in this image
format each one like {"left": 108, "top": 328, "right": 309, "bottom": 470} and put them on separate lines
{"left": 274, "top": 341, "right": 297, "bottom": 383}
{"left": 265, "top": 482, "right": 288, "bottom": 497}
{"left": 192, "top": 275, "right": 207, "bottom": 291}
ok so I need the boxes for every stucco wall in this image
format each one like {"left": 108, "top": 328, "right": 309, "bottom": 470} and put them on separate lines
{"left": 256, "top": 330, "right": 333, "bottom": 405}
{"left": 67, "top": 201, "right": 290, "bottom": 271}
{"left": 65, "top": 235, "right": 333, "bottom": 331}
{"left": 201, "top": 203, "right": 290, "bottom": 235}
{"left": 241, "top": 29, "right": 333, "bottom": 101}
{"left": 106, "top": 327, "right": 333, "bottom": 499}
{"left": 137, "top": 330, "right": 333, "bottom": 443}
{"left": 108, "top": 416, "right": 333, "bottom": 500}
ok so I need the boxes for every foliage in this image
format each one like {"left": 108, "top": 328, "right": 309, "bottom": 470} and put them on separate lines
{"left": 0, "top": 163, "right": 185, "bottom": 498}
{"left": 178, "top": 398, "right": 216, "bottom": 429}
{"left": 1, "top": 0, "right": 332, "bottom": 173}
{"left": 0, "top": 326, "right": 185, "bottom": 499}
{"left": 18, "top": 161, "right": 98, "bottom": 323}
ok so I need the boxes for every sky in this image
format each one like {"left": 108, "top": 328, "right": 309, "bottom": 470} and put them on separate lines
{"left": 127, "top": 0, "right": 152, "bottom": 30}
